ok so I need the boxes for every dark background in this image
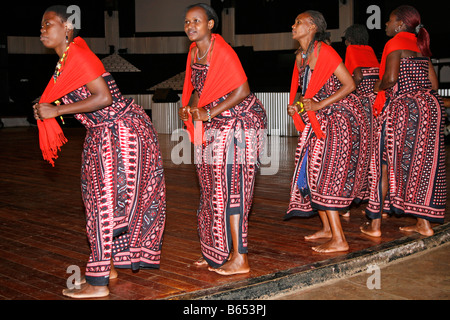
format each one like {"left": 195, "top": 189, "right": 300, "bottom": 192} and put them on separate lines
{"left": 2, "top": 0, "right": 449, "bottom": 120}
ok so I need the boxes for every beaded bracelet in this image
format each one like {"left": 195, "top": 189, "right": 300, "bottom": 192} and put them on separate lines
{"left": 54, "top": 99, "right": 65, "bottom": 124}
{"left": 295, "top": 101, "right": 305, "bottom": 114}
{"left": 207, "top": 109, "right": 211, "bottom": 122}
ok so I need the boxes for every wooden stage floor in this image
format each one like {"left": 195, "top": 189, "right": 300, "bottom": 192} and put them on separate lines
{"left": 0, "top": 126, "right": 448, "bottom": 300}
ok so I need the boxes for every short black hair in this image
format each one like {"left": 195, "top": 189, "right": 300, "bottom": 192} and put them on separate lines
{"left": 186, "top": 3, "right": 219, "bottom": 32}
{"left": 44, "top": 5, "right": 80, "bottom": 37}
{"left": 344, "top": 24, "right": 369, "bottom": 45}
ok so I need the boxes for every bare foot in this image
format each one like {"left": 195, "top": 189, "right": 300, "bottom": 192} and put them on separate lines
{"left": 194, "top": 252, "right": 233, "bottom": 267}
{"left": 360, "top": 221, "right": 381, "bottom": 237}
{"left": 62, "top": 283, "right": 109, "bottom": 299}
{"left": 75, "top": 266, "right": 118, "bottom": 286}
{"left": 340, "top": 210, "right": 350, "bottom": 218}
{"left": 312, "top": 239, "right": 349, "bottom": 253}
{"left": 305, "top": 229, "right": 332, "bottom": 240}
{"left": 110, "top": 268, "right": 118, "bottom": 279}
{"left": 208, "top": 254, "right": 249, "bottom": 276}
{"left": 400, "top": 222, "right": 434, "bottom": 236}
{"left": 193, "top": 257, "right": 209, "bottom": 267}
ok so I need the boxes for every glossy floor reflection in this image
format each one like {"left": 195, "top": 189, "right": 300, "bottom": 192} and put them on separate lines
{"left": 0, "top": 127, "right": 448, "bottom": 300}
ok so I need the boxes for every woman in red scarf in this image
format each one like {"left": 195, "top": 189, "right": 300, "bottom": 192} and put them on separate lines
{"left": 34, "top": 6, "right": 166, "bottom": 298}
{"left": 362, "top": 6, "right": 445, "bottom": 237}
{"left": 343, "top": 24, "right": 380, "bottom": 208}
{"left": 179, "top": 4, "right": 267, "bottom": 275}
{"left": 285, "top": 11, "right": 366, "bottom": 253}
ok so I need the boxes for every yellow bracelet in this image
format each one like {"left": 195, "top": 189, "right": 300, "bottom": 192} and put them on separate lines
{"left": 54, "top": 100, "right": 65, "bottom": 124}
{"left": 295, "top": 101, "right": 305, "bottom": 114}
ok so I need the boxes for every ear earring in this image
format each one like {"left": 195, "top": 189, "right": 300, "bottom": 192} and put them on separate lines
{"left": 395, "top": 23, "right": 404, "bottom": 33}
{"left": 65, "top": 30, "right": 69, "bottom": 43}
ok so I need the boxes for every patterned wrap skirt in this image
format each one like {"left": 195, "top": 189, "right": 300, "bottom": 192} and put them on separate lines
{"left": 366, "top": 57, "right": 446, "bottom": 223}
{"left": 191, "top": 63, "right": 267, "bottom": 268}
{"left": 62, "top": 73, "right": 166, "bottom": 286}
{"left": 354, "top": 67, "right": 379, "bottom": 200}
{"left": 285, "top": 67, "right": 368, "bottom": 218}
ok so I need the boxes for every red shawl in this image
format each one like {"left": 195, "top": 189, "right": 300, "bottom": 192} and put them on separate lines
{"left": 38, "top": 37, "right": 106, "bottom": 166}
{"left": 373, "top": 32, "right": 419, "bottom": 116}
{"left": 344, "top": 45, "right": 379, "bottom": 75}
{"left": 289, "top": 42, "right": 342, "bottom": 139}
{"left": 182, "top": 34, "right": 247, "bottom": 144}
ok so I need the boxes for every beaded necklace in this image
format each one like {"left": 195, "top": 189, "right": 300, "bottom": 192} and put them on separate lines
{"left": 53, "top": 43, "right": 72, "bottom": 82}
{"left": 52, "top": 43, "right": 73, "bottom": 124}
{"left": 295, "top": 41, "right": 317, "bottom": 68}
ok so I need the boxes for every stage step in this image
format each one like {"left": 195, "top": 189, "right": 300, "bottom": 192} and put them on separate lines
{"left": 0, "top": 116, "right": 31, "bottom": 128}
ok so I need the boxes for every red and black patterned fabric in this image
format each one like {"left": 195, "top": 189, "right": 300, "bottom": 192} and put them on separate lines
{"left": 366, "top": 57, "right": 446, "bottom": 223}
{"left": 354, "top": 67, "right": 380, "bottom": 200}
{"left": 62, "top": 73, "right": 166, "bottom": 286}
{"left": 285, "top": 65, "right": 367, "bottom": 218}
{"left": 373, "top": 32, "right": 420, "bottom": 116}
{"left": 190, "top": 63, "right": 267, "bottom": 268}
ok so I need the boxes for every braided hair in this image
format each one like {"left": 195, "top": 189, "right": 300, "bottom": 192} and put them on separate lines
{"left": 303, "top": 10, "right": 328, "bottom": 56}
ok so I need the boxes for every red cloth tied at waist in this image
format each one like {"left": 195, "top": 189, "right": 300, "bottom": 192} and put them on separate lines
{"left": 289, "top": 42, "right": 342, "bottom": 139}
{"left": 37, "top": 37, "right": 106, "bottom": 166}
{"left": 181, "top": 34, "right": 247, "bottom": 145}
{"left": 373, "top": 32, "right": 419, "bottom": 116}
{"left": 344, "top": 44, "right": 379, "bottom": 76}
